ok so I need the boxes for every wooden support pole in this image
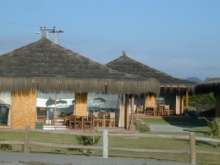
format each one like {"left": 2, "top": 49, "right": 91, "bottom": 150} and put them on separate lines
{"left": 24, "top": 126, "right": 30, "bottom": 153}
{"left": 189, "top": 132, "right": 196, "bottom": 165}
{"left": 124, "top": 94, "right": 129, "bottom": 129}
{"left": 181, "top": 95, "right": 185, "bottom": 114}
{"left": 118, "top": 94, "right": 125, "bottom": 128}
{"left": 128, "top": 95, "right": 135, "bottom": 130}
{"left": 186, "top": 90, "right": 189, "bottom": 108}
{"left": 176, "top": 95, "right": 181, "bottom": 115}
{"left": 102, "top": 129, "right": 109, "bottom": 158}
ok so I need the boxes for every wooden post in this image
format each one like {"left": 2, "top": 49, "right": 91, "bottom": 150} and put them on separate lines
{"left": 128, "top": 95, "right": 135, "bottom": 130}
{"left": 180, "top": 95, "right": 185, "bottom": 114}
{"left": 176, "top": 95, "right": 181, "bottom": 115}
{"left": 189, "top": 132, "right": 196, "bottom": 165}
{"left": 102, "top": 129, "right": 109, "bottom": 158}
{"left": 118, "top": 94, "right": 125, "bottom": 128}
{"left": 186, "top": 90, "right": 189, "bottom": 108}
{"left": 124, "top": 94, "right": 129, "bottom": 129}
{"left": 24, "top": 126, "right": 30, "bottom": 153}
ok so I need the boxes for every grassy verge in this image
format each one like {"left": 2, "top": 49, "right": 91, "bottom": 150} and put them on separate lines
{"left": 0, "top": 130, "right": 220, "bottom": 165}
{"left": 142, "top": 117, "right": 208, "bottom": 127}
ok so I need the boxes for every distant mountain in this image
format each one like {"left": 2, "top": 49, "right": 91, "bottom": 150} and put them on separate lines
{"left": 186, "top": 77, "right": 202, "bottom": 83}
{"left": 205, "top": 77, "right": 220, "bottom": 82}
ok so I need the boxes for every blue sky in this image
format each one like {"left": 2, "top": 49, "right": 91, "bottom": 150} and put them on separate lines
{"left": 0, "top": 0, "right": 219, "bottom": 80}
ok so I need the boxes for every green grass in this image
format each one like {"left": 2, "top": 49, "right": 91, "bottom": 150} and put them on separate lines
{"left": 142, "top": 117, "right": 214, "bottom": 138}
{"left": 142, "top": 117, "right": 208, "bottom": 127}
{"left": 0, "top": 130, "right": 220, "bottom": 165}
{"left": 142, "top": 118, "right": 170, "bottom": 125}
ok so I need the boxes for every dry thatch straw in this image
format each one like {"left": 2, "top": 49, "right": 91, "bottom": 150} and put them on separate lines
{"left": 0, "top": 38, "right": 160, "bottom": 95}
{"left": 0, "top": 77, "right": 160, "bottom": 94}
{"left": 107, "top": 52, "right": 193, "bottom": 93}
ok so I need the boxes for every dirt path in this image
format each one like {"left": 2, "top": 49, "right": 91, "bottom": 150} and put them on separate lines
{"left": 0, "top": 152, "right": 191, "bottom": 165}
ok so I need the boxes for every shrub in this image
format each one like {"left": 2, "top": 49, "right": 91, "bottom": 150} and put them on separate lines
{"left": 76, "top": 135, "right": 100, "bottom": 155}
{"left": 0, "top": 144, "right": 12, "bottom": 151}
{"left": 76, "top": 135, "right": 100, "bottom": 146}
{"left": 185, "top": 106, "right": 197, "bottom": 112}
{"left": 135, "top": 120, "right": 150, "bottom": 133}
{"left": 184, "top": 106, "right": 199, "bottom": 119}
{"left": 207, "top": 119, "right": 220, "bottom": 137}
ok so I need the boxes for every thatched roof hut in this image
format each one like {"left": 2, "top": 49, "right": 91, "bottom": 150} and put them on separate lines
{"left": 195, "top": 79, "right": 220, "bottom": 117}
{"left": 195, "top": 78, "right": 220, "bottom": 94}
{"left": 107, "top": 53, "right": 193, "bottom": 93}
{"left": 0, "top": 38, "right": 159, "bottom": 94}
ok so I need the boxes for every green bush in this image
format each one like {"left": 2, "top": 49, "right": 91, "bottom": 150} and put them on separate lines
{"left": 76, "top": 135, "right": 100, "bottom": 146}
{"left": 185, "top": 106, "right": 197, "bottom": 112}
{"left": 135, "top": 120, "right": 150, "bottom": 133}
{"left": 76, "top": 135, "right": 100, "bottom": 155}
{"left": 189, "top": 93, "right": 216, "bottom": 111}
{"left": 0, "top": 144, "right": 12, "bottom": 151}
{"left": 207, "top": 119, "right": 220, "bottom": 137}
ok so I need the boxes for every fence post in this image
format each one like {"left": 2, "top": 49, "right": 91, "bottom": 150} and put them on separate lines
{"left": 24, "top": 126, "right": 30, "bottom": 153}
{"left": 189, "top": 132, "right": 196, "bottom": 165}
{"left": 102, "top": 129, "right": 109, "bottom": 158}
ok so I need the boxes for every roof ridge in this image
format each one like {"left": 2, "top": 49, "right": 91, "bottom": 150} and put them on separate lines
{"left": 107, "top": 53, "right": 193, "bottom": 85}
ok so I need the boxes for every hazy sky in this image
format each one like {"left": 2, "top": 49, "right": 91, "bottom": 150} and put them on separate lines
{"left": 0, "top": 0, "right": 219, "bottom": 80}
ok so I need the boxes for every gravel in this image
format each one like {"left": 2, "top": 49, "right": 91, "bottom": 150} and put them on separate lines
{"left": 0, "top": 152, "right": 190, "bottom": 165}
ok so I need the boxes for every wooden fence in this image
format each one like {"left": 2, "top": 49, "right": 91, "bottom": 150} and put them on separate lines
{"left": 1, "top": 128, "right": 220, "bottom": 165}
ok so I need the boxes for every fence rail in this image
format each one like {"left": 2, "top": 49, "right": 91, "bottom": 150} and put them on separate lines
{"left": 2, "top": 128, "right": 220, "bottom": 165}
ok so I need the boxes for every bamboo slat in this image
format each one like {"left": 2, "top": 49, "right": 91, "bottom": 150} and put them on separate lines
{"left": 11, "top": 90, "right": 37, "bottom": 129}
{"left": 74, "top": 93, "right": 88, "bottom": 116}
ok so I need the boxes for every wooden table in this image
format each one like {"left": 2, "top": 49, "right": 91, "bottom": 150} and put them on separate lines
{"left": 93, "top": 118, "right": 115, "bottom": 128}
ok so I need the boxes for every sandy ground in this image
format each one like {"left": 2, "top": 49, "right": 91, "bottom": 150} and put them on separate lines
{"left": 0, "top": 152, "right": 190, "bottom": 165}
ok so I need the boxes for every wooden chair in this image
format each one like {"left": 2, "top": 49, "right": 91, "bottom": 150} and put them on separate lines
{"left": 158, "top": 105, "right": 165, "bottom": 116}
{"left": 83, "top": 114, "right": 93, "bottom": 129}
{"left": 164, "top": 105, "right": 170, "bottom": 116}
{"left": 145, "top": 107, "right": 156, "bottom": 116}
{"left": 64, "top": 115, "right": 75, "bottom": 127}
{"left": 69, "top": 115, "right": 82, "bottom": 129}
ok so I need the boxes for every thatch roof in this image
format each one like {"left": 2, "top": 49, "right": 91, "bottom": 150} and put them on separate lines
{"left": 0, "top": 38, "right": 159, "bottom": 94}
{"left": 195, "top": 78, "right": 220, "bottom": 94}
{"left": 106, "top": 53, "right": 193, "bottom": 91}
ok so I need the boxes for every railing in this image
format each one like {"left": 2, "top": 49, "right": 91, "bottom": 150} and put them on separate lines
{"left": 1, "top": 128, "right": 220, "bottom": 165}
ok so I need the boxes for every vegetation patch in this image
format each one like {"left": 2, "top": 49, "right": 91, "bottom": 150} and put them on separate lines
{"left": 0, "top": 144, "right": 12, "bottom": 151}
{"left": 76, "top": 135, "right": 100, "bottom": 155}
{"left": 134, "top": 120, "right": 150, "bottom": 133}
{"left": 189, "top": 93, "right": 216, "bottom": 113}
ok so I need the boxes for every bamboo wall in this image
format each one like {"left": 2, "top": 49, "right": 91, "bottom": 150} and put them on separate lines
{"left": 11, "top": 90, "right": 37, "bottom": 129}
{"left": 74, "top": 93, "right": 88, "bottom": 116}
{"left": 144, "top": 94, "right": 157, "bottom": 109}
